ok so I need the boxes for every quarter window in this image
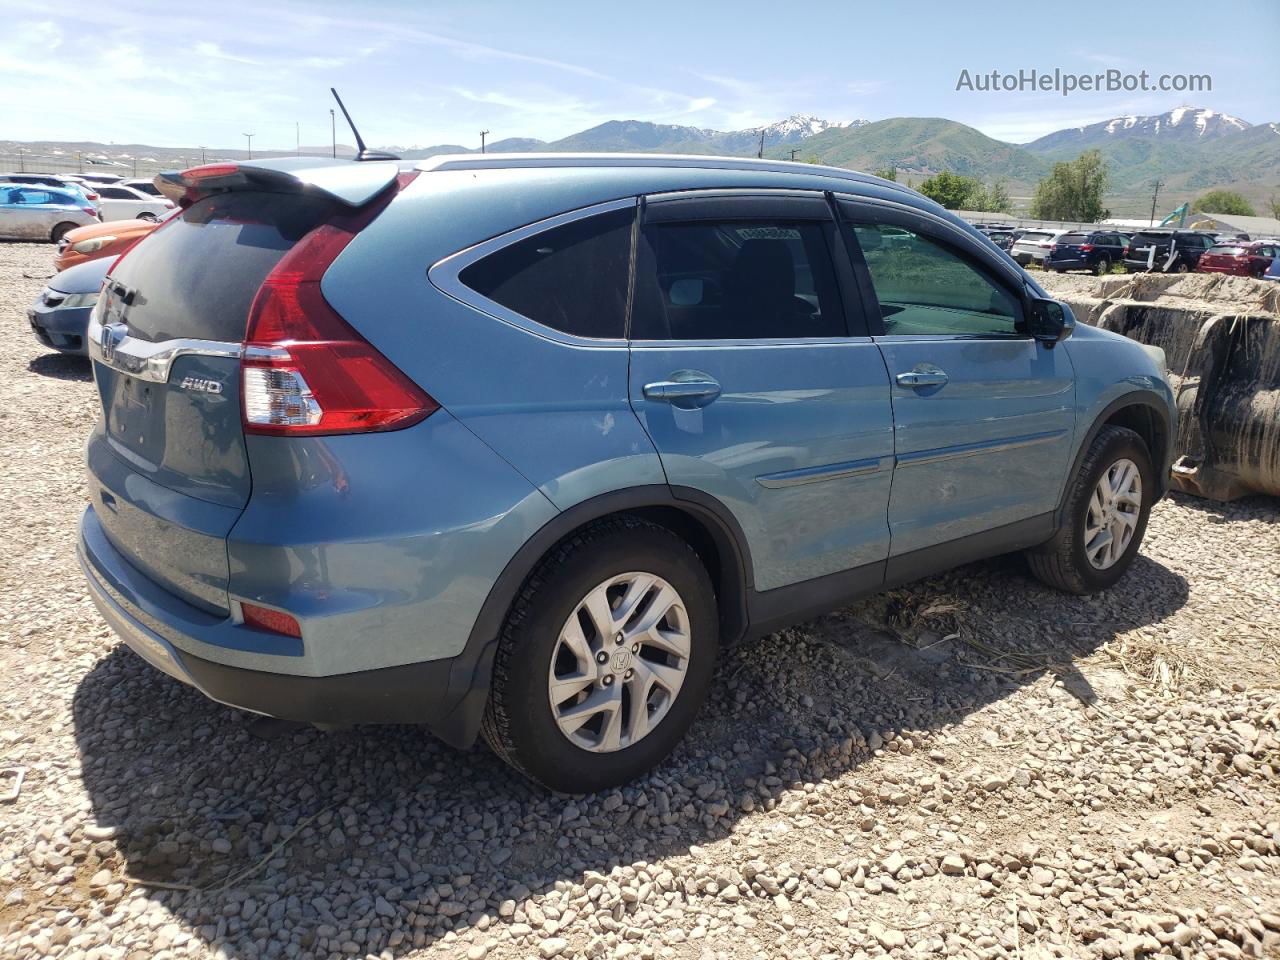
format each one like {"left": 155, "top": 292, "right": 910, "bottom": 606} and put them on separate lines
{"left": 630, "top": 220, "right": 844, "bottom": 340}
{"left": 458, "top": 208, "right": 633, "bottom": 339}
{"left": 852, "top": 223, "right": 1022, "bottom": 337}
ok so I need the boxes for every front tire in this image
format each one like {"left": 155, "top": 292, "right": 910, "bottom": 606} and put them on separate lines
{"left": 1092, "top": 256, "right": 1111, "bottom": 276}
{"left": 481, "top": 518, "right": 718, "bottom": 793}
{"left": 1027, "top": 426, "right": 1154, "bottom": 594}
{"left": 138, "top": 212, "right": 159, "bottom": 222}
{"left": 50, "top": 222, "right": 78, "bottom": 243}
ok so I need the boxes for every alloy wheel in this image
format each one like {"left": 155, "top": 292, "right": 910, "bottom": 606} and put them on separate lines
{"left": 547, "top": 572, "right": 691, "bottom": 753}
{"left": 1084, "top": 458, "right": 1143, "bottom": 570}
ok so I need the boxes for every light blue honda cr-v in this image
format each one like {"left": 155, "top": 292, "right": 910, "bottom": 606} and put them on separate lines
{"left": 79, "top": 154, "right": 1175, "bottom": 792}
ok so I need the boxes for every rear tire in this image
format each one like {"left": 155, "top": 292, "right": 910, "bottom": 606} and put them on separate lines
{"left": 1092, "top": 256, "right": 1111, "bottom": 276}
{"left": 1027, "top": 426, "right": 1154, "bottom": 594}
{"left": 481, "top": 517, "right": 718, "bottom": 793}
{"left": 50, "top": 222, "right": 77, "bottom": 243}
{"left": 138, "top": 212, "right": 159, "bottom": 222}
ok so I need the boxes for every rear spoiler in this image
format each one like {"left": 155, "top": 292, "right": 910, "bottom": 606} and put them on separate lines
{"left": 154, "top": 157, "right": 401, "bottom": 208}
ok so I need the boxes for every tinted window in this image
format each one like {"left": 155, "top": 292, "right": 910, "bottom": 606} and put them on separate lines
{"left": 853, "top": 223, "right": 1021, "bottom": 337}
{"left": 1058, "top": 233, "right": 1089, "bottom": 244}
{"left": 458, "top": 208, "right": 632, "bottom": 339}
{"left": 107, "top": 190, "right": 339, "bottom": 344}
{"left": 630, "top": 220, "right": 844, "bottom": 340}
{"left": 1019, "top": 232, "right": 1052, "bottom": 242}
{"left": 99, "top": 187, "right": 133, "bottom": 199}
{"left": 1209, "top": 245, "right": 1246, "bottom": 255}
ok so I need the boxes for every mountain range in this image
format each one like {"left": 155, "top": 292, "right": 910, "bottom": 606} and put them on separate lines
{"left": 4, "top": 107, "right": 1276, "bottom": 217}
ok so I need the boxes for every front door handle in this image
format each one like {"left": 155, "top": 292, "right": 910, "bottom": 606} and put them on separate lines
{"left": 896, "top": 368, "right": 949, "bottom": 389}
{"left": 643, "top": 373, "right": 722, "bottom": 409}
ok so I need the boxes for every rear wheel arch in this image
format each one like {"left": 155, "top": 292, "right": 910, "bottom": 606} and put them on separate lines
{"left": 433, "top": 486, "right": 751, "bottom": 749}
{"left": 51, "top": 221, "right": 79, "bottom": 243}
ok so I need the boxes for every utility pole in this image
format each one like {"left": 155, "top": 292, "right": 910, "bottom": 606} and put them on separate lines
{"left": 480, "top": 130, "right": 490, "bottom": 153}
{"left": 330, "top": 109, "right": 336, "bottom": 158}
{"left": 1148, "top": 179, "right": 1163, "bottom": 227}
{"left": 17, "top": 148, "right": 23, "bottom": 173}
{"left": 296, "top": 121, "right": 300, "bottom": 156}
{"left": 133, "top": 157, "right": 138, "bottom": 176}
{"left": 788, "top": 148, "right": 799, "bottom": 162}
{"left": 757, "top": 130, "right": 765, "bottom": 159}
{"left": 243, "top": 133, "right": 254, "bottom": 159}
{"left": 200, "top": 146, "right": 206, "bottom": 164}
{"left": 77, "top": 152, "right": 83, "bottom": 173}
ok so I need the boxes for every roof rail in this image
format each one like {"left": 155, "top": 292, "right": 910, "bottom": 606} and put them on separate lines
{"left": 414, "top": 152, "right": 914, "bottom": 196}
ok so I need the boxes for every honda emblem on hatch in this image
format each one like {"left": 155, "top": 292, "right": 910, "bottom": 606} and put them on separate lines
{"left": 99, "top": 323, "right": 127, "bottom": 363}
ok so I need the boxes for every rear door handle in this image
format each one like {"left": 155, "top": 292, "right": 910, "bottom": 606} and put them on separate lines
{"left": 896, "top": 369, "right": 949, "bottom": 389}
{"left": 643, "top": 374, "right": 722, "bottom": 409}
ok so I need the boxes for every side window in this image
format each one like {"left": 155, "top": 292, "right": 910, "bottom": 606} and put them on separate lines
{"left": 100, "top": 188, "right": 131, "bottom": 199}
{"left": 458, "top": 207, "right": 633, "bottom": 339}
{"left": 630, "top": 219, "right": 844, "bottom": 340}
{"left": 851, "top": 223, "right": 1022, "bottom": 337}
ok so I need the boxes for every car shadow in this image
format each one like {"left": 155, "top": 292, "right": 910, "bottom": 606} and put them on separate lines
{"left": 1162, "top": 490, "right": 1279, "bottom": 521}
{"left": 28, "top": 353, "right": 92, "bottom": 382}
{"left": 69, "top": 552, "right": 1189, "bottom": 957}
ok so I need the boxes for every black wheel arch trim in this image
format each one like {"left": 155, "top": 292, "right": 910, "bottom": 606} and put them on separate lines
{"left": 1056, "top": 390, "right": 1173, "bottom": 527}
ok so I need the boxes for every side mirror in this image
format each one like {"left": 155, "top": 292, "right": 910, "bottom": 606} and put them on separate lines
{"left": 1028, "top": 297, "right": 1075, "bottom": 347}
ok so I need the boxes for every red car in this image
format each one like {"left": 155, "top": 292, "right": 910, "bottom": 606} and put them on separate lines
{"left": 1196, "top": 241, "right": 1279, "bottom": 278}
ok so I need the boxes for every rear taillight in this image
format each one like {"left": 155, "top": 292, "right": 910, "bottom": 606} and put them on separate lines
{"left": 241, "top": 173, "right": 437, "bottom": 436}
{"left": 81, "top": 207, "right": 96, "bottom": 217}
{"left": 1079, "top": 244, "right": 1094, "bottom": 252}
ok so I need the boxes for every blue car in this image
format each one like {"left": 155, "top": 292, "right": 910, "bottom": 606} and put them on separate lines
{"left": 1265, "top": 256, "right": 1280, "bottom": 282}
{"left": 1045, "top": 230, "right": 1129, "bottom": 275}
{"left": 79, "top": 155, "right": 1175, "bottom": 791}
{"left": 28, "top": 254, "right": 115, "bottom": 355}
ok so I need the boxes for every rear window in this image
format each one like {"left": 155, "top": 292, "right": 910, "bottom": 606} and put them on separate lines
{"left": 1019, "top": 232, "right": 1052, "bottom": 242}
{"left": 108, "top": 191, "right": 338, "bottom": 344}
{"left": 1133, "top": 233, "right": 1170, "bottom": 244}
{"left": 1058, "top": 234, "right": 1089, "bottom": 244}
{"left": 1208, "top": 245, "right": 1246, "bottom": 256}
{"left": 458, "top": 208, "right": 634, "bottom": 339}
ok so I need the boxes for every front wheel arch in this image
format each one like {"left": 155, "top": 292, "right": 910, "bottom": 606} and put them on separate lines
{"left": 1054, "top": 393, "right": 1172, "bottom": 530}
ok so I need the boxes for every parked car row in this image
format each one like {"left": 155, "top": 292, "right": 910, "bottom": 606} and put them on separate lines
{"left": 0, "top": 170, "right": 173, "bottom": 241}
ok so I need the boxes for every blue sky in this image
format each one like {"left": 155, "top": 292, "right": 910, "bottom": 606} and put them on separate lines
{"left": 3, "top": 0, "right": 1277, "bottom": 150}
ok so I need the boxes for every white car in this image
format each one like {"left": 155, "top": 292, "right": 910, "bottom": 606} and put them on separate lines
{"left": 77, "top": 173, "right": 126, "bottom": 187}
{"left": 1010, "top": 229, "right": 1069, "bottom": 266}
{"left": 94, "top": 183, "right": 175, "bottom": 222}
{"left": 121, "top": 177, "right": 163, "bottom": 197}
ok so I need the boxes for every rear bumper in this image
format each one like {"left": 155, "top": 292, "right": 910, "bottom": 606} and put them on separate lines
{"left": 78, "top": 507, "right": 481, "bottom": 739}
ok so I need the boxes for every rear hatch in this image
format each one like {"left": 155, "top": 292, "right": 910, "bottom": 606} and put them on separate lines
{"left": 1127, "top": 232, "right": 1171, "bottom": 264}
{"left": 85, "top": 160, "right": 417, "bottom": 615}
{"left": 1048, "top": 233, "right": 1090, "bottom": 261}
{"left": 1198, "top": 245, "right": 1247, "bottom": 271}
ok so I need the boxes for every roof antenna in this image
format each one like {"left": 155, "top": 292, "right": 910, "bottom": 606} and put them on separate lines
{"left": 330, "top": 87, "right": 400, "bottom": 161}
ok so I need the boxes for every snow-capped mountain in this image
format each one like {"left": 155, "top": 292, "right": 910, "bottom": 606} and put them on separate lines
{"left": 749, "top": 115, "right": 869, "bottom": 142}
{"left": 1027, "top": 107, "right": 1251, "bottom": 151}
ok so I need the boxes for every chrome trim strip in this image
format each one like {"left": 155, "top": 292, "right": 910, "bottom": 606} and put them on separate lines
{"left": 87, "top": 313, "right": 242, "bottom": 383}
{"left": 895, "top": 428, "right": 1068, "bottom": 468}
{"left": 756, "top": 456, "right": 887, "bottom": 489}
{"left": 428, "top": 197, "right": 638, "bottom": 348}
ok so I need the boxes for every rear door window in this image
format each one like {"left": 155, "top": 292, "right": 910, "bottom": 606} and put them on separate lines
{"left": 630, "top": 219, "right": 845, "bottom": 340}
{"left": 458, "top": 207, "right": 634, "bottom": 340}
{"left": 106, "top": 190, "right": 339, "bottom": 344}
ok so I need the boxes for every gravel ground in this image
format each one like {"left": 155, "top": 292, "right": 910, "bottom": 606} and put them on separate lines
{"left": 1, "top": 240, "right": 1278, "bottom": 960}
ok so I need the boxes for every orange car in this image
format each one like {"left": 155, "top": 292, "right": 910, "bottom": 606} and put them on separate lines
{"left": 54, "top": 218, "right": 159, "bottom": 272}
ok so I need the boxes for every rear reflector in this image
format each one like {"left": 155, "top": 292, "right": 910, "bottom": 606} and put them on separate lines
{"left": 241, "top": 602, "right": 302, "bottom": 638}
{"left": 241, "top": 173, "right": 438, "bottom": 436}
